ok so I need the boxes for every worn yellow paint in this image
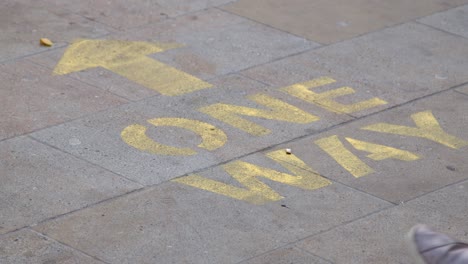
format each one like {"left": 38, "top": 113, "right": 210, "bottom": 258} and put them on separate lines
{"left": 199, "top": 93, "right": 319, "bottom": 136}
{"left": 121, "top": 118, "right": 227, "bottom": 156}
{"left": 362, "top": 111, "right": 468, "bottom": 149}
{"left": 315, "top": 135, "right": 374, "bottom": 178}
{"left": 54, "top": 39, "right": 213, "bottom": 96}
{"left": 281, "top": 77, "right": 387, "bottom": 114}
{"left": 173, "top": 150, "right": 331, "bottom": 204}
{"left": 345, "top": 137, "right": 420, "bottom": 161}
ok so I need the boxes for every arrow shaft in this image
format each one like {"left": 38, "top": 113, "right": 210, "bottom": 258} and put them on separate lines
{"left": 105, "top": 56, "right": 212, "bottom": 96}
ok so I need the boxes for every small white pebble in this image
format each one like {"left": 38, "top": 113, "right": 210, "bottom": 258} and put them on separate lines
{"left": 285, "top": 148, "right": 292, "bottom": 154}
{"left": 69, "top": 138, "right": 81, "bottom": 146}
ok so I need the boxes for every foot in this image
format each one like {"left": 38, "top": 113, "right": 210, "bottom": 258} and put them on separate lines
{"left": 408, "top": 224, "right": 468, "bottom": 264}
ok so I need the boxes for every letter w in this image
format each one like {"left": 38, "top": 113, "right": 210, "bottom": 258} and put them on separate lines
{"left": 172, "top": 150, "right": 331, "bottom": 204}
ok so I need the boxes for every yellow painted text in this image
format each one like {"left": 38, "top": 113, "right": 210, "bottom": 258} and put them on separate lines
{"left": 281, "top": 76, "right": 387, "bottom": 114}
{"left": 121, "top": 118, "right": 227, "bottom": 156}
{"left": 173, "top": 150, "right": 331, "bottom": 204}
{"left": 199, "top": 93, "right": 319, "bottom": 136}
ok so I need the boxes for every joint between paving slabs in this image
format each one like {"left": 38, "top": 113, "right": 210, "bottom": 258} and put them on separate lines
{"left": 27, "top": 136, "right": 144, "bottom": 187}
{"left": 233, "top": 205, "right": 396, "bottom": 264}
{"left": 215, "top": 6, "right": 319, "bottom": 45}
{"left": 28, "top": 228, "right": 111, "bottom": 264}
{"left": 413, "top": 20, "right": 468, "bottom": 41}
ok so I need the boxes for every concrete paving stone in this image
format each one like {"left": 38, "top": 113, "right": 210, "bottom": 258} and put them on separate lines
{"left": 30, "top": 74, "right": 351, "bottom": 186}
{"left": 127, "top": 8, "right": 318, "bottom": 80}
{"left": 39, "top": 0, "right": 172, "bottom": 30}
{"left": 155, "top": 0, "right": 237, "bottom": 16}
{"left": 33, "top": 153, "right": 390, "bottom": 264}
{"left": 419, "top": 4, "right": 468, "bottom": 39}
{"left": 295, "top": 178, "right": 468, "bottom": 264}
{"left": 0, "top": 0, "right": 112, "bottom": 62}
{"left": 456, "top": 83, "right": 468, "bottom": 95}
{"left": 0, "top": 229, "right": 104, "bottom": 264}
{"left": 0, "top": 136, "right": 141, "bottom": 235}
{"left": 264, "top": 91, "right": 468, "bottom": 204}
{"left": 28, "top": 47, "right": 161, "bottom": 101}
{"left": 240, "top": 246, "right": 331, "bottom": 264}
{"left": 0, "top": 60, "right": 127, "bottom": 141}
{"left": 40, "top": 0, "right": 235, "bottom": 30}
{"left": 241, "top": 22, "right": 468, "bottom": 117}
{"left": 222, "top": 0, "right": 468, "bottom": 44}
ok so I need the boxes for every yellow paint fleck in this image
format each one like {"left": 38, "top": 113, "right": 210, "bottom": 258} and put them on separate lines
{"left": 121, "top": 118, "right": 227, "bottom": 156}
{"left": 173, "top": 149, "right": 331, "bottom": 204}
{"left": 199, "top": 93, "right": 319, "bottom": 136}
{"left": 281, "top": 77, "right": 387, "bottom": 114}
{"left": 40, "top": 38, "right": 53, "bottom": 47}
{"left": 54, "top": 39, "right": 213, "bottom": 96}
{"left": 345, "top": 137, "right": 420, "bottom": 161}
{"left": 362, "top": 111, "right": 468, "bottom": 149}
{"left": 315, "top": 135, "right": 374, "bottom": 178}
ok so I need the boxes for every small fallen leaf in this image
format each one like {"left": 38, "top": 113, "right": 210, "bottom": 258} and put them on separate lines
{"left": 40, "top": 38, "right": 53, "bottom": 47}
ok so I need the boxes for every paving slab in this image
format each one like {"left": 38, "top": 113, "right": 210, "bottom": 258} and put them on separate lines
{"left": 38, "top": 0, "right": 172, "bottom": 30}
{"left": 30, "top": 74, "right": 351, "bottom": 185}
{"left": 130, "top": 8, "right": 317, "bottom": 80}
{"left": 456, "top": 83, "right": 468, "bottom": 95}
{"left": 222, "top": 0, "right": 468, "bottom": 44}
{"left": 0, "top": 229, "right": 103, "bottom": 264}
{"left": 295, "top": 178, "right": 468, "bottom": 264}
{"left": 154, "top": 0, "right": 236, "bottom": 17}
{"left": 39, "top": 0, "right": 235, "bottom": 30}
{"left": 33, "top": 152, "right": 390, "bottom": 264}
{"left": 242, "top": 22, "right": 468, "bottom": 117}
{"left": 240, "top": 246, "right": 331, "bottom": 264}
{"left": 0, "top": 60, "right": 126, "bottom": 141}
{"left": 0, "top": 136, "right": 141, "bottom": 235}
{"left": 0, "top": 1, "right": 112, "bottom": 62}
{"left": 419, "top": 4, "right": 468, "bottom": 38}
{"left": 264, "top": 90, "right": 468, "bottom": 203}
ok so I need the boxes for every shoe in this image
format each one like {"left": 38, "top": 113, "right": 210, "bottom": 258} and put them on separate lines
{"left": 408, "top": 224, "right": 468, "bottom": 264}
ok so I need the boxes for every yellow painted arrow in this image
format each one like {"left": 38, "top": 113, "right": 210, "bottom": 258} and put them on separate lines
{"left": 54, "top": 39, "right": 213, "bottom": 96}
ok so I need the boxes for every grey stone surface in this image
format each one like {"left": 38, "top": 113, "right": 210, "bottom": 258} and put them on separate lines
{"left": 240, "top": 246, "right": 331, "bottom": 264}
{"left": 456, "top": 83, "right": 468, "bottom": 95}
{"left": 155, "top": 0, "right": 236, "bottom": 16}
{"left": 39, "top": 0, "right": 235, "bottom": 30}
{"left": 242, "top": 22, "right": 468, "bottom": 117}
{"left": 33, "top": 153, "right": 390, "bottom": 264}
{"left": 30, "top": 74, "right": 351, "bottom": 185}
{"left": 0, "top": 1, "right": 111, "bottom": 62}
{"left": 264, "top": 91, "right": 468, "bottom": 203}
{"left": 0, "top": 60, "right": 126, "bottom": 141}
{"left": 419, "top": 4, "right": 468, "bottom": 39}
{"left": 0, "top": 136, "right": 141, "bottom": 234}
{"left": 131, "top": 8, "right": 318, "bottom": 80}
{"left": 223, "top": 0, "right": 468, "bottom": 44}
{"left": 38, "top": 0, "right": 172, "bottom": 30}
{"left": 295, "top": 178, "right": 468, "bottom": 264}
{"left": 2, "top": 1, "right": 468, "bottom": 263}
{"left": 0, "top": 229, "right": 104, "bottom": 264}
